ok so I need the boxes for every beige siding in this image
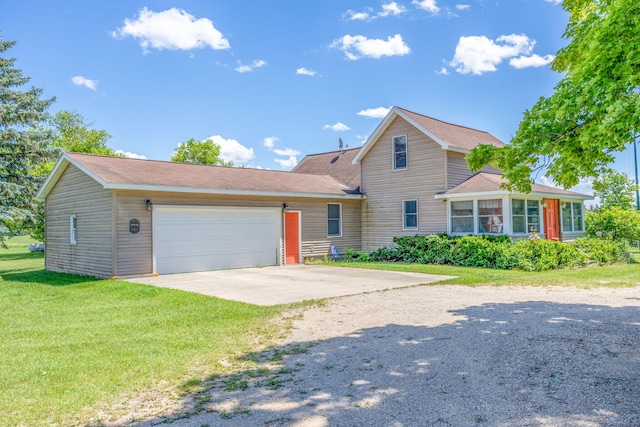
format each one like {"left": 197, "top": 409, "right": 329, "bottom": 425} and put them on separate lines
{"left": 361, "top": 116, "right": 448, "bottom": 251}
{"left": 44, "top": 165, "right": 113, "bottom": 277}
{"left": 113, "top": 191, "right": 362, "bottom": 273}
{"left": 447, "top": 152, "right": 501, "bottom": 189}
{"left": 114, "top": 192, "right": 153, "bottom": 277}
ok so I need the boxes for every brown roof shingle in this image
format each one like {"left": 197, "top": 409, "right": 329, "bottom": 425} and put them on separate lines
{"left": 441, "top": 172, "right": 590, "bottom": 198}
{"left": 64, "top": 153, "right": 362, "bottom": 197}
{"left": 291, "top": 147, "right": 360, "bottom": 189}
{"left": 397, "top": 107, "right": 505, "bottom": 151}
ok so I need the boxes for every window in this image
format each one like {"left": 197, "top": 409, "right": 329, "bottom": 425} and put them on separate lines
{"left": 327, "top": 203, "right": 342, "bottom": 237}
{"left": 478, "top": 199, "right": 503, "bottom": 234}
{"left": 561, "top": 202, "right": 583, "bottom": 232}
{"left": 393, "top": 135, "right": 407, "bottom": 170}
{"left": 451, "top": 201, "right": 474, "bottom": 233}
{"left": 512, "top": 199, "right": 540, "bottom": 234}
{"left": 70, "top": 215, "right": 77, "bottom": 245}
{"left": 403, "top": 200, "right": 418, "bottom": 230}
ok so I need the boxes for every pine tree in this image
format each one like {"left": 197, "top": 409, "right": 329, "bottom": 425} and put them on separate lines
{"left": 0, "top": 37, "right": 57, "bottom": 247}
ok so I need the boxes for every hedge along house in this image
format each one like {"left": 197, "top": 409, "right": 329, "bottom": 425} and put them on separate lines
{"left": 37, "top": 153, "right": 363, "bottom": 278}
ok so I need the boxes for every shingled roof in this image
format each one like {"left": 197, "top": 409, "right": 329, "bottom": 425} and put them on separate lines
{"left": 37, "top": 153, "right": 364, "bottom": 200}
{"left": 435, "top": 172, "right": 591, "bottom": 200}
{"left": 291, "top": 147, "right": 360, "bottom": 190}
{"left": 353, "top": 106, "right": 505, "bottom": 164}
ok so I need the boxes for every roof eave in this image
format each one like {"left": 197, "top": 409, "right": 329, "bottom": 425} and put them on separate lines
{"left": 107, "top": 183, "right": 366, "bottom": 199}
{"left": 435, "top": 190, "right": 593, "bottom": 200}
{"left": 37, "top": 153, "right": 110, "bottom": 200}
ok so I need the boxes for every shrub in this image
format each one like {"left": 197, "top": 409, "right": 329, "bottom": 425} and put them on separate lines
{"left": 510, "top": 239, "right": 586, "bottom": 271}
{"left": 449, "top": 235, "right": 516, "bottom": 269}
{"left": 571, "top": 237, "right": 625, "bottom": 263}
{"left": 586, "top": 207, "right": 640, "bottom": 244}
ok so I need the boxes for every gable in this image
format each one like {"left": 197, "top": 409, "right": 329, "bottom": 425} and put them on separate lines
{"left": 353, "top": 106, "right": 505, "bottom": 164}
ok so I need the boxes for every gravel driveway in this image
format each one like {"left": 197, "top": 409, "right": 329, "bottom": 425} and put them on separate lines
{"left": 126, "top": 285, "right": 640, "bottom": 427}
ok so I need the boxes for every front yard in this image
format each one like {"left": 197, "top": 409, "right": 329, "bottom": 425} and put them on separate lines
{"left": 0, "top": 237, "right": 284, "bottom": 426}
{"left": 1, "top": 237, "right": 638, "bottom": 425}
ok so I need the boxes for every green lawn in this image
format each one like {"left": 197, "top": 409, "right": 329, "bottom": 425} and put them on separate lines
{"left": 330, "top": 259, "right": 640, "bottom": 287}
{"left": 0, "top": 237, "right": 284, "bottom": 426}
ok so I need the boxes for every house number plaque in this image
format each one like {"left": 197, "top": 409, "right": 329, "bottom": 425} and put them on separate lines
{"left": 129, "top": 219, "right": 140, "bottom": 234}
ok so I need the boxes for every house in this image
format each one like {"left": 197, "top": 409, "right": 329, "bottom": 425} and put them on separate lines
{"left": 37, "top": 106, "right": 591, "bottom": 278}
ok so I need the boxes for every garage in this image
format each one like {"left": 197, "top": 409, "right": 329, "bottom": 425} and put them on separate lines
{"left": 153, "top": 206, "right": 282, "bottom": 274}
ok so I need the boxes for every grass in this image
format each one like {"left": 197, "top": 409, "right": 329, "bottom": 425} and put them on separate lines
{"left": 329, "top": 260, "right": 640, "bottom": 287}
{"left": 0, "top": 236, "right": 284, "bottom": 426}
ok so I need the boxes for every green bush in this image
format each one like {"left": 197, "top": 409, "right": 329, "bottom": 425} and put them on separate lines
{"left": 586, "top": 207, "right": 640, "bottom": 244}
{"left": 510, "top": 239, "right": 586, "bottom": 271}
{"left": 571, "top": 237, "right": 625, "bottom": 263}
{"left": 449, "top": 235, "right": 516, "bottom": 269}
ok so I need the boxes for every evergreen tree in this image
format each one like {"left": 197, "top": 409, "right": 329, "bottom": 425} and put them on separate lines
{"left": 0, "top": 37, "right": 57, "bottom": 247}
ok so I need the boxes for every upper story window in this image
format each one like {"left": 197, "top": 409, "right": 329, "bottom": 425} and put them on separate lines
{"left": 512, "top": 199, "right": 540, "bottom": 234}
{"left": 561, "top": 202, "right": 583, "bottom": 232}
{"left": 478, "top": 199, "right": 503, "bottom": 234}
{"left": 403, "top": 200, "right": 418, "bottom": 230}
{"left": 393, "top": 135, "right": 407, "bottom": 170}
{"left": 327, "top": 203, "right": 342, "bottom": 237}
{"left": 70, "top": 215, "right": 77, "bottom": 245}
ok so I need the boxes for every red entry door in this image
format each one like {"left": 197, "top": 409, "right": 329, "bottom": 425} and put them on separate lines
{"left": 284, "top": 211, "right": 300, "bottom": 264}
{"left": 543, "top": 199, "right": 560, "bottom": 241}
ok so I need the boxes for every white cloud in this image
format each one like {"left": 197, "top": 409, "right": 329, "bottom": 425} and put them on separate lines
{"left": 344, "top": 9, "right": 371, "bottom": 21}
{"left": 206, "top": 135, "right": 255, "bottom": 164}
{"left": 455, "top": 4, "right": 471, "bottom": 10}
{"left": 412, "top": 0, "right": 440, "bottom": 14}
{"left": 263, "top": 136, "right": 278, "bottom": 149}
{"left": 332, "top": 34, "right": 410, "bottom": 60}
{"left": 111, "top": 7, "right": 230, "bottom": 53}
{"left": 357, "top": 107, "right": 391, "bottom": 118}
{"left": 71, "top": 76, "right": 98, "bottom": 91}
{"left": 273, "top": 148, "right": 301, "bottom": 156}
{"left": 235, "top": 59, "right": 267, "bottom": 73}
{"left": 436, "top": 66, "right": 449, "bottom": 75}
{"left": 379, "top": 2, "right": 407, "bottom": 17}
{"left": 323, "top": 122, "right": 351, "bottom": 131}
{"left": 275, "top": 156, "right": 299, "bottom": 169}
{"left": 510, "top": 53, "right": 555, "bottom": 69}
{"left": 115, "top": 150, "right": 147, "bottom": 159}
{"left": 450, "top": 34, "right": 536, "bottom": 75}
{"left": 296, "top": 67, "right": 316, "bottom": 76}
{"left": 544, "top": 0, "right": 562, "bottom": 4}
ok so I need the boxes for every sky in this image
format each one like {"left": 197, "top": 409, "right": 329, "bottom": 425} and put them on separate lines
{"left": 2, "top": 0, "right": 638, "bottom": 195}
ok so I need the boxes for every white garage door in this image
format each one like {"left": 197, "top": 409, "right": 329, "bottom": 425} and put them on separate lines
{"left": 153, "top": 206, "right": 281, "bottom": 274}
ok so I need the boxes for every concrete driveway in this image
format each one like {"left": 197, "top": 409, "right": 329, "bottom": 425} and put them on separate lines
{"left": 126, "top": 264, "right": 455, "bottom": 305}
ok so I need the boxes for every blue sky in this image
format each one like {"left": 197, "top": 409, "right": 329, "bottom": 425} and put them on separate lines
{"left": 2, "top": 0, "right": 637, "bottom": 193}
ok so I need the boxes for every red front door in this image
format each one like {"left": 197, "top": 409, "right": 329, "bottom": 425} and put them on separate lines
{"left": 284, "top": 211, "right": 300, "bottom": 264}
{"left": 543, "top": 199, "right": 560, "bottom": 241}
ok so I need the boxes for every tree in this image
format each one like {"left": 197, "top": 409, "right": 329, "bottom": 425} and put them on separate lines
{"left": 29, "top": 111, "right": 121, "bottom": 242}
{"left": 467, "top": 0, "right": 640, "bottom": 193}
{"left": 32, "top": 110, "right": 120, "bottom": 177}
{"left": 586, "top": 207, "right": 640, "bottom": 244}
{"left": 593, "top": 169, "right": 638, "bottom": 210}
{"left": 0, "top": 37, "right": 57, "bottom": 248}
{"left": 170, "top": 138, "right": 233, "bottom": 167}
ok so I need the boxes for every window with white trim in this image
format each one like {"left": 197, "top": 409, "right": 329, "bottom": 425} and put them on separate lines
{"left": 450, "top": 201, "right": 474, "bottom": 233}
{"left": 70, "top": 215, "right": 77, "bottom": 245}
{"left": 478, "top": 199, "right": 503, "bottom": 234}
{"left": 393, "top": 135, "right": 407, "bottom": 170}
{"left": 512, "top": 199, "right": 540, "bottom": 234}
{"left": 561, "top": 202, "right": 583, "bottom": 232}
{"left": 403, "top": 200, "right": 418, "bottom": 230}
{"left": 327, "top": 203, "right": 342, "bottom": 237}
